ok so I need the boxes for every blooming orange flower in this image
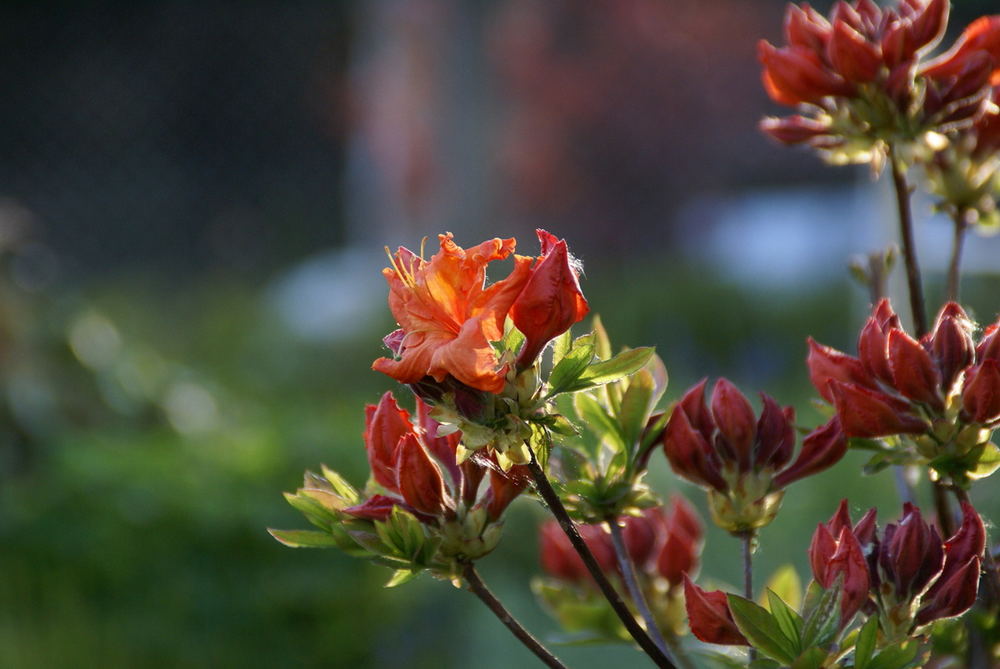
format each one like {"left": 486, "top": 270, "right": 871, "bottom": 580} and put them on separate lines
{"left": 373, "top": 233, "right": 533, "bottom": 393}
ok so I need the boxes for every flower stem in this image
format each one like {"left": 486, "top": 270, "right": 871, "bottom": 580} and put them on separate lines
{"left": 888, "top": 146, "right": 927, "bottom": 336}
{"left": 461, "top": 561, "right": 568, "bottom": 669}
{"left": 607, "top": 519, "right": 693, "bottom": 669}
{"left": 946, "top": 209, "right": 968, "bottom": 303}
{"left": 740, "top": 531, "right": 757, "bottom": 663}
{"left": 525, "top": 450, "right": 676, "bottom": 668}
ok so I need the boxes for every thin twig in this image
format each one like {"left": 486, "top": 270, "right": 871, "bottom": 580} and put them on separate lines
{"left": 946, "top": 209, "right": 968, "bottom": 303}
{"left": 740, "top": 531, "right": 757, "bottom": 663}
{"left": 888, "top": 147, "right": 928, "bottom": 337}
{"left": 607, "top": 519, "right": 692, "bottom": 669}
{"left": 461, "top": 561, "right": 568, "bottom": 669}
{"left": 525, "top": 450, "right": 675, "bottom": 668}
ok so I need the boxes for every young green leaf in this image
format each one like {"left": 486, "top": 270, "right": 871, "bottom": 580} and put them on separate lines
{"left": 790, "top": 646, "right": 829, "bottom": 669}
{"left": 267, "top": 528, "right": 341, "bottom": 548}
{"left": 853, "top": 615, "right": 878, "bottom": 669}
{"left": 577, "top": 347, "right": 655, "bottom": 386}
{"left": 727, "top": 594, "right": 799, "bottom": 664}
{"left": 800, "top": 580, "right": 841, "bottom": 650}
{"left": 385, "top": 569, "right": 419, "bottom": 588}
{"left": 617, "top": 369, "right": 655, "bottom": 458}
{"left": 866, "top": 641, "right": 919, "bottom": 669}
{"left": 765, "top": 590, "right": 803, "bottom": 655}
{"left": 548, "top": 334, "right": 596, "bottom": 395}
{"left": 591, "top": 315, "right": 612, "bottom": 361}
{"left": 573, "top": 391, "right": 626, "bottom": 454}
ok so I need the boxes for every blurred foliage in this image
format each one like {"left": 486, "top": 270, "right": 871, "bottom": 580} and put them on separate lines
{"left": 3, "top": 246, "right": 1000, "bottom": 668}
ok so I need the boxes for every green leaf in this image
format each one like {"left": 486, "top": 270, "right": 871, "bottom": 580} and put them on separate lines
{"left": 592, "top": 315, "right": 612, "bottom": 361}
{"left": 766, "top": 590, "right": 803, "bottom": 655}
{"left": 727, "top": 594, "right": 798, "bottom": 664}
{"left": 385, "top": 568, "right": 419, "bottom": 588}
{"left": 502, "top": 321, "right": 526, "bottom": 358}
{"left": 617, "top": 369, "right": 654, "bottom": 458}
{"left": 867, "top": 641, "right": 919, "bottom": 669}
{"left": 573, "top": 392, "right": 625, "bottom": 454}
{"left": 551, "top": 329, "right": 573, "bottom": 366}
{"left": 854, "top": 615, "right": 878, "bottom": 669}
{"left": 548, "top": 334, "right": 596, "bottom": 395}
{"left": 267, "top": 528, "right": 341, "bottom": 548}
{"left": 800, "top": 580, "right": 841, "bottom": 649}
{"left": 763, "top": 565, "right": 802, "bottom": 612}
{"left": 644, "top": 351, "right": 669, "bottom": 408}
{"left": 577, "top": 347, "right": 655, "bottom": 387}
{"left": 969, "top": 442, "right": 1000, "bottom": 480}
{"left": 790, "top": 647, "right": 829, "bottom": 669}
{"left": 319, "top": 466, "right": 360, "bottom": 505}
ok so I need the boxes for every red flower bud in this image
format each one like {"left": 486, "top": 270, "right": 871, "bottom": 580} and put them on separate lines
{"left": 828, "top": 380, "right": 928, "bottom": 438}
{"left": 683, "top": 576, "right": 748, "bottom": 646}
{"left": 759, "top": 115, "right": 831, "bottom": 145}
{"left": 810, "top": 524, "right": 870, "bottom": 626}
{"left": 758, "top": 41, "right": 855, "bottom": 106}
{"left": 539, "top": 521, "right": 616, "bottom": 584}
{"left": 755, "top": 394, "right": 796, "bottom": 470}
{"left": 927, "top": 303, "right": 976, "bottom": 393}
{"left": 907, "top": 0, "right": 949, "bottom": 54}
{"left": 922, "top": 16, "right": 1000, "bottom": 85}
{"left": 343, "top": 494, "right": 402, "bottom": 521}
{"left": 656, "top": 498, "right": 703, "bottom": 588}
{"left": 807, "top": 337, "right": 873, "bottom": 403}
{"left": 977, "top": 322, "right": 1000, "bottom": 363}
{"left": 662, "top": 405, "right": 727, "bottom": 491}
{"left": 857, "top": 306, "right": 899, "bottom": 384}
{"left": 887, "top": 329, "right": 944, "bottom": 411}
{"left": 926, "top": 501, "right": 987, "bottom": 600}
{"left": 773, "top": 417, "right": 847, "bottom": 488}
{"left": 879, "top": 504, "right": 945, "bottom": 598}
{"left": 365, "top": 392, "right": 415, "bottom": 492}
{"left": 416, "top": 396, "right": 462, "bottom": 488}
{"left": 485, "top": 464, "right": 530, "bottom": 520}
{"left": 711, "top": 379, "right": 757, "bottom": 472}
{"left": 828, "top": 20, "right": 882, "bottom": 83}
{"left": 395, "top": 433, "right": 450, "bottom": 516}
{"left": 962, "top": 359, "right": 1000, "bottom": 424}
{"left": 622, "top": 511, "right": 660, "bottom": 569}
{"left": 915, "top": 556, "right": 981, "bottom": 625}
{"left": 668, "top": 494, "right": 704, "bottom": 545}
{"left": 511, "top": 229, "right": 589, "bottom": 367}
{"left": 784, "top": 4, "right": 832, "bottom": 54}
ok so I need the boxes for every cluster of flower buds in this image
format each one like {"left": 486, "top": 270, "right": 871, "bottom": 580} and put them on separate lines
{"left": 662, "top": 378, "right": 847, "bottom": 532}
{"left": 537, "top": 497, "right": 703, "bottom": 637}
{"left": 373, "top": 230, "right": 589, "bottom": 463}
{"left": 809, "top": 499, "right": 984, "bottom": 639}
{"left": 924, "top": 84, "right": 1000, "bottom": 229}
{"left": 809, "top": 299, "right": 1000, "bottom": 483}
{"left": 272, "top": 392, "right": 531, "bottom": 579}
{"left": 759, "top": 0, "right": 1000, "bottom": 165}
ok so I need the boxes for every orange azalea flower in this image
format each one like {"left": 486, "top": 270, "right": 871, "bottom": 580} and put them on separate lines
{"left": 373, "top": 233, "right": 533, "bottom": 393}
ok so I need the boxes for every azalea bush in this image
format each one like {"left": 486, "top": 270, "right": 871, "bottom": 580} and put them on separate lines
{"left": 273, "top": 1, "right": 1000, "bottom": 667}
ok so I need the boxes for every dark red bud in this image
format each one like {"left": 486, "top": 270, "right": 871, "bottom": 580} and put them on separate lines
{"left": 928, "top": 304, "right": 976, "bottom": 393}
{"left": 828, "top": 380, "right": 928, "bottom": 438}
{"left": 977, "top": 322, "right": 1000, "bottom": 362}
{"left": 343, "top": 494, "right": 401, "bottom": 521}
{"left": 683, "top": 576, "right": 748, "bottom": 646}
{"left": 678, "top": 378, "right": 715, "bottom": 439}
{"left": 773, "top": 417, "right": 847, "bottom": 488}
{"left": 829, "top": 527, "right": 871, "bottom": 625}
{"left": 657, "top": 528, "right": 699, "bottom": 589}
{"left": 663, "top": 406, "right": 727, "bottom": 491}
{"left": 395, "top": 433, "right": 450, "bottom": 516}
{"left": 785, "top": 4, "right": 832, "bottom": 53}
{"left": 962, "top": 359, "right": 1000, "bottom": 424}
{"left": 759, "top": 41, "right": 855, "bottom": 106}
{"left": 667, "top": 494, "right": 704, "bottom": 545}
{"left": 922, "top": 16, "right": 1000, "bottom": 83}
{"left": 511, "top": 230, "right": 589, "bottom": 367}
{"left": 810, "top": 523, "right": 839, "bottom": 587}
{"left": 755, "top": 393, "right": 796, "bottom": 470}
{"left": 540, "top": 521, "right": 588, "bottom": 583}
{"left": 886, "top": 506, "right": 944, "bottom": 597}
{"left": 485, "top": 464, "right": 530, "bottom": 520}
{"left": 623, "top": 511, "right": 660, "bottom": 569}
{"left": 365, "top": 392, "right": 415, "bottom": 492}
{"left": 711, "top": 379, "right": 757, "bottom": 472}
{"left": 807, "top": 338, "right": 873, "bottom": 402}
{"left": 888, "top": 329, "right": 944, "bottom": 411}
{"left": 416, "top": 397, "right": 462, "bottom": 488}
{"left": 908, "top": 0, "right": 949, "bottom": 53}
{"left": 828, "top": 20, "right": 881, "bottom": 83}
{"left": 858, "top": 317, "right": 893, "bottom": 383}
{"left": 854, "top": 507, "right": 878, "bottom": 546}
{"left": 915, "top": 556, "right": 981, "bottom": 625}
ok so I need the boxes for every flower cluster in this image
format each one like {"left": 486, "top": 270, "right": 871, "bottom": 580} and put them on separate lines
{"left": 662, "top": 377, "right": 847, "bottom": 532}
{"left": 809, "top": 499, "right": 985, "bottom": 639}
{"left": 759, "top": 0, "right": 1000, "bottom": 164}
{"left": 373, "top": 230, "right": 589, "bottom": 462}
{"left": 273, "top": 392, "right": 530, "bottom": 581}
{"left": 808, "top": 298, "right": 1000, "bottom": 483}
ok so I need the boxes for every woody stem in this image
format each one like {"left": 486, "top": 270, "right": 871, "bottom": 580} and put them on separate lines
{"left": 461, "top": 561, "right": 568, "bottom": 669}
{"left": 526, "top": 449, "right": 676, "bottom": 668}
{"left": 946, "top": 209, "right": 968, "bottom": 303}
{"left": 740, "top": 531, "right": 757, "bottom": 663}
{"left": 607, "top": 519, "right": 691, "bottom": 669}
